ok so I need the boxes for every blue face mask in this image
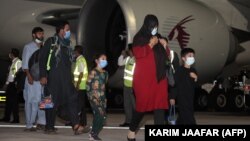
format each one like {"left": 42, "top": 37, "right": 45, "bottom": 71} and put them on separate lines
{"left": 185, "top": 57, "right": 195, "bottom": 66}
{"left": 151, "top": 27, "right": 158, "bottom": 35}
{"left": 99, "top": 60, "right": 108, "bottom": 68}
{"left": 64, "top": 31, "right": 71, "bottom": 39}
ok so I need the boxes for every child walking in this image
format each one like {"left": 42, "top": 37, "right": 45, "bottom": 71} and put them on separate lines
{"left": 170, "top": 48, "right": 198, "bottom": 125}
{"left": 87, "top": 54, "right": 108, "bottom": 141}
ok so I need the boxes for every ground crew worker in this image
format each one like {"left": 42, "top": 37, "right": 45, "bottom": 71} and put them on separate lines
{"left": 73, "top": 45, "right": 89, "bottom": 132}
{"left": 0, "top": 48, "right": 21, "bottom": 123}
{"left": 118, "top": 44, "right": 136, "bottom": 127}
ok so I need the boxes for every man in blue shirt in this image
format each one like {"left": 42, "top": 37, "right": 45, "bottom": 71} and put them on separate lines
{"left": 22, "top": 27, "right": 46, "bottom": 131}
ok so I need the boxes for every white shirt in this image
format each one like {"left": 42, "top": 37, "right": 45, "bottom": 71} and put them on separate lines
{"left": 76, "top": 55, "right": 85, "bottom": 73}
{"left": 118, "top": 55, "right": 127, "bottom": 66}
{"left": 6, "top": 58, "right": 22, "bottom": 84}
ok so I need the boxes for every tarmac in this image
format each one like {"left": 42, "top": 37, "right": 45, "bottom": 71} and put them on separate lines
{"left": 0, "top": 109, "right": 250, "bottom": 141}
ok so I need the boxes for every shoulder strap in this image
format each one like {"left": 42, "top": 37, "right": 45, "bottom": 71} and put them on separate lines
{"left": 28, "top": 49, "right": 40, "bottom": 69}
{"left": 170, "top": 50, "right": 174, "bottom": 63}
{"left": 50, "top": 36, "right": 58, "bottom": 49}
{"left": 46, "top": 36, "right": 58, "bottom": 71}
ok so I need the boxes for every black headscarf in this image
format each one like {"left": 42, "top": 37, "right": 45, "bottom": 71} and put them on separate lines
{"left": 133, "top": 15, "right": 168, "bottom": 82}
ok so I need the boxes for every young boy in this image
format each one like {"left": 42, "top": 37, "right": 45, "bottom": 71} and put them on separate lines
{"left": 170, "top": 48, "right": 197, "bottom": 125}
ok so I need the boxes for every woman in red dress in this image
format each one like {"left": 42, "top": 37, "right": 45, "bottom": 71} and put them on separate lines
{"left": 127, "top": 15, "right": 169, "bottom": 141}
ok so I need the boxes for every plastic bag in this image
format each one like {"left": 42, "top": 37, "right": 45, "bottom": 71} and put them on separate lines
{"left": 168, "top": 105, "right": 177, "bottom": 125}
{"left": 39, "top": 96, "right": 54, "bottom": 109}
{"left": 39, "top": 86, "right": 54, "bottom": 110}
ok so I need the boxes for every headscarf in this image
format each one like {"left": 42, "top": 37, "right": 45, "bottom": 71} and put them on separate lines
{"left": 133, "top": 14, "right": 168, "bottom": 82}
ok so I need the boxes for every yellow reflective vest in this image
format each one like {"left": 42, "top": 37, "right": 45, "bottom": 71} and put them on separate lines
{"left": 73, "top": 55, "right": 88, "bottom": 90}
{"left": 11, "top": 58, "right": 22, "bottom": 78}
{"left": 124, "top": 56, "right": 135, "bottom": 87}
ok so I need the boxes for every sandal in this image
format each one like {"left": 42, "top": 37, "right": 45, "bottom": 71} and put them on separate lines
{"left": 73, "top": 125, "right": 84, "bottom": 135}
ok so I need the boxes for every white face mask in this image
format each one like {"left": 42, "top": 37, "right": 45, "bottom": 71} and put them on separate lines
{"left": 151, "top": 27, "right": 158, "bottom": 35}
{"left": 35, "top": 38, "right": 43, "bottom": 44}
{"left": 185, "top": 57, "right": 195, "bottom": 66}
{"left": 34, "top": 37, "right": 44, "bottom": 44}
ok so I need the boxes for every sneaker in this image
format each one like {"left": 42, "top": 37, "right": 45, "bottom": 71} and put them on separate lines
{"left": 24, "top": 127, "right": 37, "bottom": 132}
{"left": 93, "top": 135, "right": 102, "bottom": 141}
{"left": 89, "top": 133, "right": 94, "bottom": 141}
{"left": 89, "top": 132, "right": 102, "bottom": 141}
{"left": 44, "top": 128, "right": 57, "bottom": 134}
{"left": 36, "top": 124, "right": 45, "bottom": 131}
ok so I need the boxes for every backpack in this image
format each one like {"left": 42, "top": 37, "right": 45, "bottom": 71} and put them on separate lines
{"left": 28, "top": 49, "right": 40, "bottom": 81}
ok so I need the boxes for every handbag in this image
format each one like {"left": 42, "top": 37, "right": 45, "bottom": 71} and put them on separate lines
{"left": 39, "top": 86, "right": 54, "bottom": 110}
{"left": 168, "top": 105, "right": 177, "bottom": 125}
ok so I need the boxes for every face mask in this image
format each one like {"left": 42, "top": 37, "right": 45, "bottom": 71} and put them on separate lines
{"left": 151, "top": 27, "right": 158, "bottom": 35}
{"left": 99, "top": 60, "right": 108, "bottom": 68}
{"left": 185, "top": 57, "right": 195, "bottom": 66}
{"left": 64, "top": 31, "right": 71, "bottom": 39}
{"left": 35, "top": 37, "right": 44, "bottom": 44}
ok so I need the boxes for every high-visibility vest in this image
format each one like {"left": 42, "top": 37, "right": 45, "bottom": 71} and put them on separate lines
{"left": 124, "top": 56, "right": 135, "bottom": 87}
{"left": 73, "top": 55, "right": 88, "bottom": 90}
{"left": 11, "top": 58, "right": 22, "bottom": 78}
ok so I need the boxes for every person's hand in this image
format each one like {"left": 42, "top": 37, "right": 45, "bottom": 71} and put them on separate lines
{"left": 149, "top": 36, "right": 158, "bottom": 48}
{"left": 190, "top": 72, "right": 198, "bottom": 82}
{"left": 170, "top": 99, "right": 175, "bottom": 105}
{"left": 40, "top": 77, "right": 47, "bottom": 85}
{"left": 159, "top": 38, "right": 168, "bottom": 48}
{"left": 27, "top": 75, "right": 34, "bottom": 85}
